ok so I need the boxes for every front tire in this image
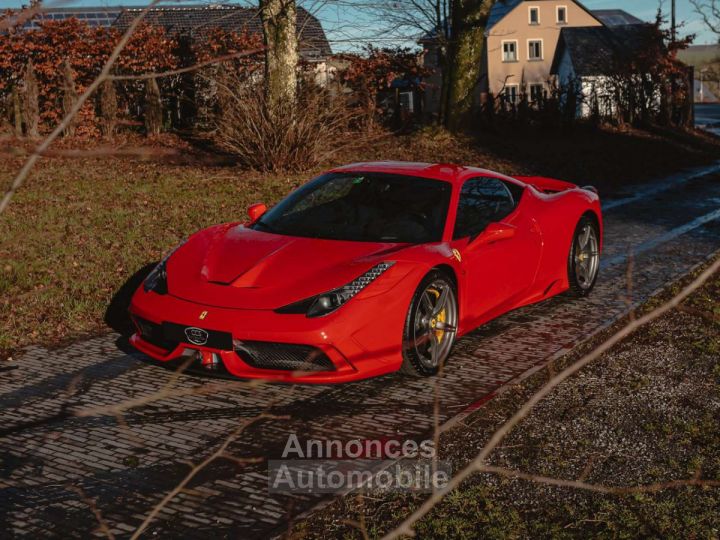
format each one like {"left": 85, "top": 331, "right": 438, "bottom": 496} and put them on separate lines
{"left": 567, "top": 215, "right": 600, "bottom": 297}
{"left": 400, "top": 270, "right": 458, "bottom": 377}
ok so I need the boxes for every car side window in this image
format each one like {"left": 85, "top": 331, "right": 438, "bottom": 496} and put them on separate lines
{"left": 453, "top": 177, "right": 516, "bottom": 240}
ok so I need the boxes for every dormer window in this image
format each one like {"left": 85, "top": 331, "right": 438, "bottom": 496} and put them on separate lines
{"left": 557, "top": 6, "right": 567, "bottom": 24}
{"left": 529, "top": 7, "right": 539, "bottom": 25}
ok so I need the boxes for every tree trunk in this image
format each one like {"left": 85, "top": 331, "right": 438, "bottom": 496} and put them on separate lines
{"left": 445, "top": 0, "right": 495, "bottom": 130}
{"left": 176, "top": 34, "right": 197, "bottom": 129}
{"left": 12, "top": 87, "right": 23, "bottom": 138}
{"left": 144, "top": 77, "right": 162, "bottom": 136}
{"left": 437, "top": 49, "right": 450, "bottom": 126}
{"left": 260, "top": 0, "right": 298, "bottom": 114}
{"left": 61, "top": 58, "right": 78, "bottom": 137}
{"left": 23, "top": 61, "right": 39, "bottom": 139}
{"left": 99, "top": 79, "right": 117, "bottom": 139}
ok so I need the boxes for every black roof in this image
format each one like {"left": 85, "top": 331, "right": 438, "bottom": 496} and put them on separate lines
{"left": 487, "top": 0, "right": 523, "bottom": 30}
{"left": 591, "top": 9, "right": 644, "bottom": 27}
{"left": 114, "top": 4, "right": 331, "bottom": 60}
{"left": 12, "top": 6, "right": 122, "bottom": 30}
{"left": 551, "top": 24, "right": 652, "bottom": 77}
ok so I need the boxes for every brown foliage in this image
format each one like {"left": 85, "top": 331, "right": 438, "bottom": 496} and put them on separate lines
{"left": 193, "top": 28, "right": 264, "bottom": 71}
{"left": 61, "top": 58, "right": 78, "bottom": 137}
{"left": 0, "top": 19, "right": 178, "bottom": 136}
{"left": 339, "top": 45, "right": 428, "bottom": 126}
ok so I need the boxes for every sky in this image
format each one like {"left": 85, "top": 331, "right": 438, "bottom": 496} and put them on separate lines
{"left": 0, "top": 0, "right": 717, "bottom": 51}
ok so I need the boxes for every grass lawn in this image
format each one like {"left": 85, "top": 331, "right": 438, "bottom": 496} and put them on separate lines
{"left": 1, "top": 125, "right": 719, "bottom": 359}
{"left": 291, "top": 258, "right": 720, "bottom": 539}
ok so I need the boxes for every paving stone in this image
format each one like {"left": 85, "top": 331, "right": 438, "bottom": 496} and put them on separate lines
{"left": 2, "top": 173, "right": 720, "bottom": 538}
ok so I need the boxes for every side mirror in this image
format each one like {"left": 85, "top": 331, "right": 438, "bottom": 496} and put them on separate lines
{"left": 247, "top": 203, "right": 267, "bottom": 224}
{"left": 474, "top": 222, "right": 516, "bottom": 247}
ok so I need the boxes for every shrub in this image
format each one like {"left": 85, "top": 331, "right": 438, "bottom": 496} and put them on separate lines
{"left": 213, "top": 73, "right": 365, "bottom": 172}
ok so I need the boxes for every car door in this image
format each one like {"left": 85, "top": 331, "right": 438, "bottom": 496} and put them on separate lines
{"left": 451, "top": 177, "right": 542, "bottom": 325}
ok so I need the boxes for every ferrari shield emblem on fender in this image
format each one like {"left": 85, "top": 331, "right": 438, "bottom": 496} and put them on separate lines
{"left": 452, "top": 249, "right": 462, "bottom": 262}
{"left": 199, "top": 310, "right": 208, "bottom": 320}
{"left": 185, "top": 327, "right": 209, "bottom": 346}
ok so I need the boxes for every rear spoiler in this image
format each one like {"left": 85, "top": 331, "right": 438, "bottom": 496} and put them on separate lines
{"left": 515, "top": 176, "right": 597, "bottom": 195}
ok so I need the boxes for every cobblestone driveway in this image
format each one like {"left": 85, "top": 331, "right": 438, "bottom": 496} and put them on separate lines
{"left": 2, "top": 168, "right": 720, "bottom": 538}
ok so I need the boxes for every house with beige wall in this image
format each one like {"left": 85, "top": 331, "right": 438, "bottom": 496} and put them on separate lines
{"left": 421, "top": 0, "right": 645, "bottom": 115}
{"left": 485, "top": 0, "right": 603, "bottom": 101}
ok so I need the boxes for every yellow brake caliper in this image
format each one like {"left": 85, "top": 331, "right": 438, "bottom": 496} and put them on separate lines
{"left": 428, "top": 288, "right": 447, "bottom": 344}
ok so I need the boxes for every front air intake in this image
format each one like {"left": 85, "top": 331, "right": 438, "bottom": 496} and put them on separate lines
{"left": 133, "top": 316, "right": 179, "bottom": 352}
{"left": 234, "top": 341, "right": 335, "bottom": 372}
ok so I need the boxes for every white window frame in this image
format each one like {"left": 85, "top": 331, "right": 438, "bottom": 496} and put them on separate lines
{"left": 528, "top": 6, "right": 540, "bottom": 25}
{"left": 501, "top": 40, "right": 518, "bottom": 62}
{"left": 528, "top": 39, "right": 544, "bottom": 61}
{"left": 529, "top": 83, "right": 545, "bottom": 102}
{"left": 556, "top": 5, "right": 568, "bottom": 24}
{"left": 504, "top": 84, "right": 520, "bottom": 105}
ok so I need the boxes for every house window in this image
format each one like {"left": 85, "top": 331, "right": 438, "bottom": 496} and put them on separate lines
{"left": 502, "top": 41, "right": 518, "bottom": 62}
{"left": 530, "top": 84, "right": 544, "bottom": 102}
{"left": 529, "top": 7, "right": 540, "bottom": 25}
{"left": 399, "top": 91, "right": 414, "bottom": 113}
{"left": 504, "top": 85, "right": 519, "bottom": 105}
{"left": 557, "top": 6, "right": 567, "bottom": 24}
{"left": 528, "top": 40, "right": 543, "bottom": 60}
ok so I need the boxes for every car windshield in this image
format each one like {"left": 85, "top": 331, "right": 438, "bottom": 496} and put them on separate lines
{"left": 251, "top": 172, "right": 452, "bottom": 243}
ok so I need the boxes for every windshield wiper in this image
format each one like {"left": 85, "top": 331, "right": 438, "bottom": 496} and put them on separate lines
{"left": 253, "top": 219, "right": 278, "bottom": 233}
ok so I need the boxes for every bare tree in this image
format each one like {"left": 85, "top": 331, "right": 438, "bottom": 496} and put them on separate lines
{"left": 23, "top": 61, "right": 39, "bottom": 139}
{"left": 61, "top": 58, "right": 78, "bottom": 138}
{"left": 691, "top": 0, "right": 720, "bottom": 35}
{"left": 365, "top": 0, "right": 452, "bottom": 124}
{"left": 260, "top": 0, "right": 299, "bottom": 112}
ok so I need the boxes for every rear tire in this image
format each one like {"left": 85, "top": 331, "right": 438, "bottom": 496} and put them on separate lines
{"left": 567, "top": 215, "right": 600, "bottom": 297}
{"left": 400, "top": 270, "right": 458, "bottom": 377}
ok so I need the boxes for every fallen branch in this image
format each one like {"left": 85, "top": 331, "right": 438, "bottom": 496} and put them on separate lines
{"left": 478, "top": 465, "right": 720, "bottom": 495}
{"left": 66, "top": 485, "right": 116, "bottom": 540}
{"left": 130, "top": 413, "right": 281, "bottom": 539}
{"left": 109, "top": 49, "right": 264, "bottom": 80}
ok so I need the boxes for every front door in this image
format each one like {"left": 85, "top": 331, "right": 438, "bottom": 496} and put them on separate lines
{"left": 452, "top": 177, "right": 541, "bottom": 326}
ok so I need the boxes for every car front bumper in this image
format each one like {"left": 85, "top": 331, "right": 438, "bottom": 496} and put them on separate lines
{"left": 128, "top": 279, "right": 417, "bottom": 384}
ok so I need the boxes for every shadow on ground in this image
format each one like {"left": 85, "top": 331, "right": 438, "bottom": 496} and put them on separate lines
{"left": 104, "top": 262, "right": 158, "bottom": 338}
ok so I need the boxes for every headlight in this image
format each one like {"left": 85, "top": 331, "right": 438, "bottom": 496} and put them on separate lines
{"left": 276, "top": 262, "right": 395, "bottom": 318}
{"left": 143, "top": 241, "right": 186, "bottom": 294}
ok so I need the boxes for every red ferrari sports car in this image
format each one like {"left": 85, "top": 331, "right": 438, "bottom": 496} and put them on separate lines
{"left": 129, "top": 162, "right": 602, "bottom": 383}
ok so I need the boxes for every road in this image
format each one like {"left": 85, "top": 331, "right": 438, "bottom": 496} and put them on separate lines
{"left": 2, "top": 164, "right": 720, "bottom": 538}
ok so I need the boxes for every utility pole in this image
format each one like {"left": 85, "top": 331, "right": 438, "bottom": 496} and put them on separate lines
{"left": 671, "top": 0, "right": 676, "bottom": 44}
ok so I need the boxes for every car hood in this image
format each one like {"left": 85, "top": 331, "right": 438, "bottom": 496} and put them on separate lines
{"left": 166, "top": 223, "right": 409, "bottom": 310}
